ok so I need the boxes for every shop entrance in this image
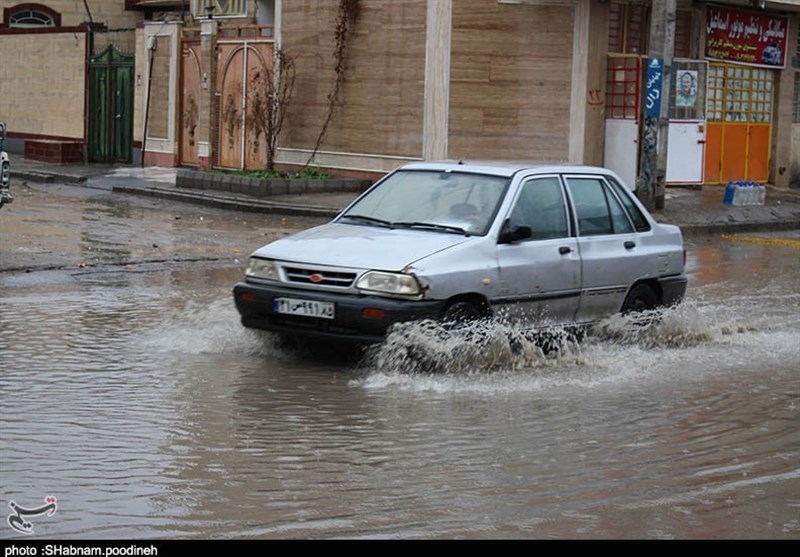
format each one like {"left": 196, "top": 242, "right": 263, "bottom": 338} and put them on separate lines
{"left": 603, "top": 55, "right": 640, "bottom": 190}
{"left": 704, "top": 63, "right": 774, "bottom": 184}
{"left": 666, "top": 60, "right": 707, "bottom": 184}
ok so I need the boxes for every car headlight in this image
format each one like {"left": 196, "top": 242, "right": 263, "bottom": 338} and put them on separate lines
{"left": 246, "top": 258, "right": 278, "bottom": 281}
{"left": 356, "top": 271, "right": 420, "bottom": 296}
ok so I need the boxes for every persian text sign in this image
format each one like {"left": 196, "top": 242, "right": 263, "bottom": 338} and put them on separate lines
{"left": 706, "top": 5, "right": 789, "bottom": 68}
{"left": 644, "top": 58, "right": 663, "bottom": 118}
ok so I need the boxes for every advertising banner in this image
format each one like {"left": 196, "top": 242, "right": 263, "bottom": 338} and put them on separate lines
{"left": 706, "top": 5, "right": 789, "bottom": 68}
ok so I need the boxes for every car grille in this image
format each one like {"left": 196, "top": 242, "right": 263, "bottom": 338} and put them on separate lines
{"left": 283, "top": 267, "right": 357, "bottom": 288}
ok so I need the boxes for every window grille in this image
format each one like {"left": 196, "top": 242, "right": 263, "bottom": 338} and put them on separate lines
{"left": 193, "top": 0, "right": 247, "bottom": 18}
{"left": 9, "top": 9, "right": 55, "bottom": 28}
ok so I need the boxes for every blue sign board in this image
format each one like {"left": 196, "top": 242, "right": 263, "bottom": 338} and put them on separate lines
{"left": 644, "top": 58, "right": 663, "bottom": 118}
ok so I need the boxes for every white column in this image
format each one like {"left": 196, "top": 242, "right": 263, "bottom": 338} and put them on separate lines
{"left": 569, "top": 0, "right": 589, "bottom": 164}
{"left": 423, "top": 0, "right": 452, "bottom": 161}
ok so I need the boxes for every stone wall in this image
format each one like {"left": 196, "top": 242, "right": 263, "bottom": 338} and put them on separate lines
{"left": 176, "top": 169, "right": 371, "bottom": 197}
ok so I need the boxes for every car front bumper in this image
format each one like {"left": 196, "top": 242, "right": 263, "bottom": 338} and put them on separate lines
{"left": 233, "top": 281, "right": 446, "bottom": 344}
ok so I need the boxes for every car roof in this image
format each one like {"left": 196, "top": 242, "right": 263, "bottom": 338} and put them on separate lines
{"left": 398, "top": 160, "right": 614, "bottom": 178}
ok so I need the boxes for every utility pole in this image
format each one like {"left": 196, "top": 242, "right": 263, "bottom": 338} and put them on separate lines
{"left": 638, "top": 0, "right": 676, "bottom": 211}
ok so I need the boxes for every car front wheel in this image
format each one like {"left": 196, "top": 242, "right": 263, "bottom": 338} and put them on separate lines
{"left": 440, "top": 301, "right": 483, "bottom": 327}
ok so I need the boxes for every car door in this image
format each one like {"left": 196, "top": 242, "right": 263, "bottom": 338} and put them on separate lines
{"left": 564, "top": 174, "right": 651, "bottom": 322}
{"left": 495, "top": 175, "right": 581, "bottom": 327}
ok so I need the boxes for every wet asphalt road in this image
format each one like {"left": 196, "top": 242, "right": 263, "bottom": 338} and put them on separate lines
{"left": 1, "top": 182, "right": 798, "bottom": 539}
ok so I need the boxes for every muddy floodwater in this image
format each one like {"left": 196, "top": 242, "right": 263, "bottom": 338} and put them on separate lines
{"left": 1, "top": 185, "right": 798, "bottom": 539}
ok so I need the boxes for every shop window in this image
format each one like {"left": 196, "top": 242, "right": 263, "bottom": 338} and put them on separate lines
{"left": 707, "top": 63, "right": 774, "bottom": 124}
{"left": 605, "top": 55, "right": 640, "bottom": 119}
{"left": 8, "top": 6, "right": 56, "bottom": 28}
{"left": 793, "top": 73, "right": 799, "bottom": 123}
{"left": 193, "top": 0, "right": 247, "bottom": 18}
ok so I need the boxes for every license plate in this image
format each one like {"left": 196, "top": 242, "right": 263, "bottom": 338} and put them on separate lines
{"left": 273, "top": 297, "right": 335, "bottom": 319}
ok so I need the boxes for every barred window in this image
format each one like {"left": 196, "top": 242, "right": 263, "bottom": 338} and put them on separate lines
{"left": 793, "top": 24, "right": 799, "bottom": 122}
{"left": 9, "top": 9, "right": 55, "bottom": 28}
{"left": 193, "top": 0, "right": 247, "bottom": 18}
{"left": 796, "top": 23, "right": 800, "bottom": 68}
{"left": 608, "top": 3, "right": 692, "bottom": 57}
{"left": 673, "top": 9, "right": 692, "bottom": 58}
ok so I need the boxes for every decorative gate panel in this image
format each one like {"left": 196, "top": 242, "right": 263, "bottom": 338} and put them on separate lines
{"left": 216, "top": 40, "right": 273, "bottom": 170}
{"left": 179, "top": 40, "right": 201, "bottom": 167}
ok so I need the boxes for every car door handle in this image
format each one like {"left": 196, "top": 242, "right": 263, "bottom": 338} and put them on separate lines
{"left": 624, "top": 241, "right": 636, "bottom": 250}
{"left": 559, "top": 246, "right": 572, "bottom": 255}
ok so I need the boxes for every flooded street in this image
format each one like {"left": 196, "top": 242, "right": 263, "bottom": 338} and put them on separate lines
{"left": 1, "top": 183, "right": 798, "bottom": 539}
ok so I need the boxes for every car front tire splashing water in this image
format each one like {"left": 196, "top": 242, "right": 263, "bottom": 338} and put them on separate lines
{"left": 361, "top": 318, "right": 586, "bottom": 375}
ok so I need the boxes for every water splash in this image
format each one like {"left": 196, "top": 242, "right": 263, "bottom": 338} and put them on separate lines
{"left": 356, "top": 297, "right": 793, "bottom": 388}
{"left": 140, "top": 296, "right": 291, "bottom": 358}
{"left": 589, "top": 303, "right": 713, "bottom": 349}
{"left": 361, "top": 318, "right": 585, "bottom": 375}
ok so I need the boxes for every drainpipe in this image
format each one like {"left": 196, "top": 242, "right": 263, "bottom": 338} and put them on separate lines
{"left": 141, "top": 36, "right": 156, "bottom": 167}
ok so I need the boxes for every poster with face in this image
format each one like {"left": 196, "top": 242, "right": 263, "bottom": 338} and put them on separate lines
{"left": 676, "top": 70, "right": 698, "bottom": 107}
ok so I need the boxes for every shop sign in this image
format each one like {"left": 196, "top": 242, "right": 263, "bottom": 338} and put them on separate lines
{"left": 706, "top": 5, "right": 789, "bottom": 68}
{"left": 644, "top": 58, "right": 663, "bottom": 118}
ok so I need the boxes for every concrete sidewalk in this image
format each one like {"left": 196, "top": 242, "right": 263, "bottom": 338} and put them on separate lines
{"left": 10, "top": 159, "right": 800, "bottom": 235}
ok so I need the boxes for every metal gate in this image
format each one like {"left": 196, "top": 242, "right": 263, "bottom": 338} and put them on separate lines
{"left": 604, "top": 55, "right": 641, "bottom": 190}
{"left": 216, "top": 39, "right": 274, "bottom": 170}
{"left": 88, "top": 45, "right": 134, "bottom": 163}
{"left": 666, "top": 59, "right": 707, "bottom": 184}
{"left": 179, "top": 39, "right": 202, "bottom": 167}
{"left": 704, "top": 62, "right": 774, "bottom": 184}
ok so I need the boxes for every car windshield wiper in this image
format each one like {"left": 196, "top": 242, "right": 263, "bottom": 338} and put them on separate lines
{"left": 340, "top": 214, "right": 394, "bottom": 228}
{"left": 393, "top": 221, "right": 468, "bottom": 235}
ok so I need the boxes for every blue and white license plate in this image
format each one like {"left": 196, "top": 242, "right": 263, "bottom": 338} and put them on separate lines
{"left": 273, "top": 297, "right": 335, "bottom": 319}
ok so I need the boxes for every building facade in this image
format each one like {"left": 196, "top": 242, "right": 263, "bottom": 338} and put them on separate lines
{"left": 1, "top": 0, "right": 798, "bottom": 187}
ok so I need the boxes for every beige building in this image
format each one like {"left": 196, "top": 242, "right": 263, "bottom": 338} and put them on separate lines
{"left": 2, "top": 1, "right": 799, "bottom": 188}
{"left": 0, "top": 0, "right": 149, "bottom": 161}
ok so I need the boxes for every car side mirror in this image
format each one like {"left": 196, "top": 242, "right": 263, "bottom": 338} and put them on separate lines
{"left": 499, "top": 222, "right": 532, "bottom": 244}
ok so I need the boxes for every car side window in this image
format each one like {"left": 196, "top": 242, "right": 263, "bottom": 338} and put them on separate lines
{"left": 566, "top": 177, "right": 633, "bottom": 236}
{"left": 508, "top": 177, "right": 569, "bottom": 240}
{"left": 605, "top": 176, "right": 652, "bottom": 232}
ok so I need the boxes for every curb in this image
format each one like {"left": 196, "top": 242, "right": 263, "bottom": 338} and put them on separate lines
{"left": 15, "top": 169, "right": 88, "bottom": 184}
{"left": 676, "top": 220, "right": 800, "bottom": 236}
{"left": 112, "top": 184, "right": 342, "bottom": 218}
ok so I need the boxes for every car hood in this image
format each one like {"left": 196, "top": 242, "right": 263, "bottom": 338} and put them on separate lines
{"left": 251, "top": 223, "right": 474, "bottom": 270}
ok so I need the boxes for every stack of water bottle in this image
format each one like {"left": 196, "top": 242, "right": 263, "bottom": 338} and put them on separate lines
{"left": 723, "top": 181, "right": 766, "bottom": 206}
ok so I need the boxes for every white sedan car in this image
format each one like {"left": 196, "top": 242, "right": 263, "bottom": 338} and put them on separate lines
{"left": 234, "top": 161, "right": 687, "bottom": 344}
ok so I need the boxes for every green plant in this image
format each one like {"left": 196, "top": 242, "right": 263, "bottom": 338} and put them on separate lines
{"left": 247, "top": 48, "right": 297, "bottom": 171}
{"left": 293, "top": 166, "right": 332, "bottom": 179}
{"left": 213, "top": 166, "right": 334, "bottom": 180}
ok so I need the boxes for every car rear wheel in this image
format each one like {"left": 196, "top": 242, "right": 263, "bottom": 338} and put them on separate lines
{"left": 621, "top": 283, "right": 658, "bottom": 314}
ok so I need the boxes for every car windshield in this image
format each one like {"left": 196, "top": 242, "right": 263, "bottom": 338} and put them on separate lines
{"left": 339, "top": 169, "right": 510, "bottom": 235}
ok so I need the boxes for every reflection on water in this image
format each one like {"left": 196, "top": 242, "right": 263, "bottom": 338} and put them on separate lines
{"left": 1, "top": 241, "right": 799, "bottom": 539}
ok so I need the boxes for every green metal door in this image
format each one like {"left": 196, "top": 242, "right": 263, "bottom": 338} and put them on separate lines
{"left": 89, "top": 46, "right": 134, "bottom": 163}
